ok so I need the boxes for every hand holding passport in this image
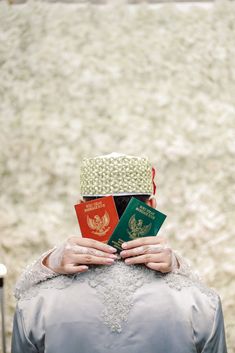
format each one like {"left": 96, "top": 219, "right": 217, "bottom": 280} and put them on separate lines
{"left": 74, "top": 196, "right": 167, "bottom": 253}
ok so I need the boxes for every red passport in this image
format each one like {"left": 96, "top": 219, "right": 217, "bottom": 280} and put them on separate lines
{"left": 74, "top": 196, "right": 119, "bottom": 243}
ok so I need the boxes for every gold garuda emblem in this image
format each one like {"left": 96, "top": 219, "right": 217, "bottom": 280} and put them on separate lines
{"left": 128, "top": 214, "right": 151, "bottom": 239}
{"left": 87, "top": 212, "right": 111, "bottom": 236}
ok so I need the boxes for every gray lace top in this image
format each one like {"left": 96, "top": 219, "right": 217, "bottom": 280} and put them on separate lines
{"left": 12, "top": 255, "right": 227, "bottom": 353}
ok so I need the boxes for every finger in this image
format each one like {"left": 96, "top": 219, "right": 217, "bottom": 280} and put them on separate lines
{"left": 70, "top": 245, "right": 117, "bottom": 259}
{"left": 145, "top": 262, "right": 171, "bottom": 273}
{"left": 72, "top": 254, "right": 116, "bottom": 266}
{"left": 67, "top": 236, "right": 117, "bottom": 253}
{"left": 124, "top": 253, "right": 164, "bottom": 265}
{"left": 60, "top": 264, "right": 89, "bottom": 275}
{"left": 121, "top": 236, "right": 168, "bottom": 250}
{"left": 120, "top": 244, "right": 168, "bottom": 258}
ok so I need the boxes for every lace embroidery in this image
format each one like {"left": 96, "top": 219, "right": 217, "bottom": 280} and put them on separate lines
{"left": 163, "top": 272, "right": 218, "bottom": 308}
{"left": 86, "top": 261, "right": 158, "bottom": 332}
{"left": 166, "top": 252, "right": 218, "bottom": 308}
{"left": 14, "top": 249, "right": 59, "bottom": 300}
{"left": 14, "top": 249, "right": 201, "bottom": 301}
{"left": 19, "top": 274, "right": 78, "bottom": 302}
{"left": 18, "top": 260, "right": 218, "bottom": 333}
{"left": 173, "top": 250, "right": 202, "bottom": 282}
{"left": 15, "top": 250, "right": 218, "bottom": 333}
{"left": 19, "top": 261, "right": 158, "bottom": 332}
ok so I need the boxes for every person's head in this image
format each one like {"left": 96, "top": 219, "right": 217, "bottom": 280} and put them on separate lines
{"left": 79, "top": 152, "right": 156, "bottom": 216}
{"left": 83, "top": 194, "right": 156, "bottom": 218}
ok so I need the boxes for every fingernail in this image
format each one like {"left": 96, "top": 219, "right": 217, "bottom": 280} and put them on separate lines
{"left": 125, "top": 259, "right": 131, "bottom": 264}
{"left": 109, "top": 246, "right": 117, "bottom": 253}
{"left": 106, "top": 258, "right": 115, "bottom": 264}
{"left": 122, "top": 243, "right": 127, "bottom": 249}
{"left": 109, "top": 254, "right": 118, "bottom": 259}
{"left": 120, "top": 251, "right": 126, "bottom": 257}
{"left": 80, "top": 266, "right": 89, "bottom": 270}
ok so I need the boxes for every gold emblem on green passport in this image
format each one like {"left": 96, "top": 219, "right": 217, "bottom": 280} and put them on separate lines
{"left": 108, "top": 197, "right": 167, "bottom": 252}
{"left": 128, "top": 215, "right": 151, "bottom": 239}
{"left": 87, "top": 212, "right": 111, "bottom": 237}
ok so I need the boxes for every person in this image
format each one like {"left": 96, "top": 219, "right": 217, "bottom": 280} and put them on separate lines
{"left": 11, "top": 153, "right": 227, "bottom": 353}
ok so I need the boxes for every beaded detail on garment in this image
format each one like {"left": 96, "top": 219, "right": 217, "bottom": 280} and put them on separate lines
{"left": 14, "top": 249, "right": 60, "bottom": 301}
{"left": 164, "top": 272, "right": 218, "bottom": 308}
{"left": 17, "top": 258, "right": 218, "bottom": 333}
{"left": 14, "top": 249, "right": 197, "bottom": 300}
{"left": 86, "top": 261, "right": 158, "bottom": 332}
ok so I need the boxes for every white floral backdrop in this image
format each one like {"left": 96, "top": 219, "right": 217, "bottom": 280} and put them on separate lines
{"left": 0, "top": 0, "right": 235, "bottom": 352}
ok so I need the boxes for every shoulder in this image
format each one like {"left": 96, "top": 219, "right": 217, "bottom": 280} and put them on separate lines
{"left": 162, "top": 271, "right": 221, "bottom": 314}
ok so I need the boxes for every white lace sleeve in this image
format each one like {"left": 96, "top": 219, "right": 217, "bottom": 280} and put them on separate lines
{"left": 172, "top": 250, "right": 202, "bottom": 282}
{"left": 14, "top": 249, "right": 59, "bottom": 300}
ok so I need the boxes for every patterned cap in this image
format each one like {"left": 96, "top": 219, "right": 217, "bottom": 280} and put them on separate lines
{"left": 80, "top": 152, "right": 154, "bottom": 196}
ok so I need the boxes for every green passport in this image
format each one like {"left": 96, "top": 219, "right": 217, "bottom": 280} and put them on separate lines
{"left": 107, "top": 197, "right": 167, "bottom": 252}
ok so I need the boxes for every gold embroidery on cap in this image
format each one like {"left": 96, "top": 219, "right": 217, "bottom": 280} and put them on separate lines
{"left": 80, "top": 155, "right": 153, "bottom": 196}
